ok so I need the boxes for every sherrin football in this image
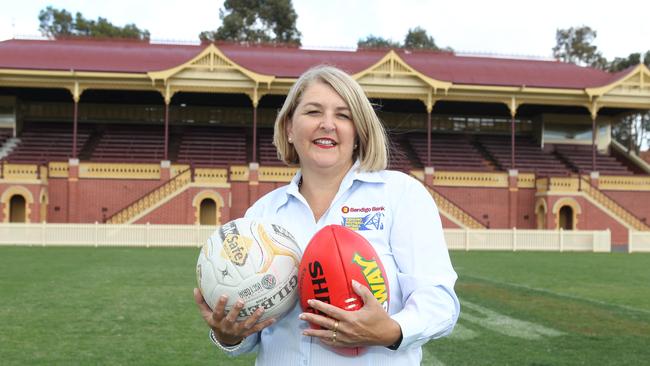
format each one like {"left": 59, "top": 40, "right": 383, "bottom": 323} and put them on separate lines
{"left": 298, "top": 224, "right": 390, "bottom": 356}
{"left": 196, "top": 218, "right": 302, "bottom": 322}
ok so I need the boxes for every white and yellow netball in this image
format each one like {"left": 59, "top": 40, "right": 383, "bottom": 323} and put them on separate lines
{"left": 196, "top": 218, "right": 302, "bottom": 322}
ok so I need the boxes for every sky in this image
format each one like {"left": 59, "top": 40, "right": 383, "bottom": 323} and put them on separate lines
{"left": 1, "top": 0, "right": 649, "bottom": 60}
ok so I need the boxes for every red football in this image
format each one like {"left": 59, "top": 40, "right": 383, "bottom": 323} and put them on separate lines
{"left": 298, "top": 224, "right": 390, "bottom": 356}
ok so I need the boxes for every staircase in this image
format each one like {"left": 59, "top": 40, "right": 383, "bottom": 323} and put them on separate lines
{"left": 579, "top": 177, "right": 650, "bottom": 231}
{"left": 411, "top": 172, "right": 486, "bottom": 229}
{"left": 106, "top": 169, "right": 193, "bottom": 224}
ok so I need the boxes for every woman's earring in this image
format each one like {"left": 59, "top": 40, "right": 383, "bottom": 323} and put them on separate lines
{"left": 354, "top": 143, "right": 358, "bottom": 149}
{"left": 288, "top": 137, "right": 293, "bottom": 144}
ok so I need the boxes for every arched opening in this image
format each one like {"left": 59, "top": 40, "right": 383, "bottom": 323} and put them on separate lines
{"left": 40, "top": 192, "right": 48, "bottom": 223}
{"left": 558, "top": 205, "right": 574, "bottom": 230}
{"left": 535, "top": 200, "right": 547, "bottom": 230}
{"left": 199, "top": 198, "right": 217, "bottom": 226}
{"left": 9, "top": 195, "right": 27, "bottom": 223}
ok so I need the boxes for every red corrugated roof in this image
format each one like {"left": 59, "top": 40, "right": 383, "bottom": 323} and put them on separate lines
{"left": 0, "top": 38, "right": 625, "bottom": 89}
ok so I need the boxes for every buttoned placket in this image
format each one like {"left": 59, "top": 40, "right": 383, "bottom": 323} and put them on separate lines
{"left": 286, "top": 170, "right": 360, "bottom": 365}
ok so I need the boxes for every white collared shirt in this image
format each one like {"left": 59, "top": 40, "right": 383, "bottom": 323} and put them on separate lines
{"left": 222, "top": 161, "right": 460, "bottom": 366}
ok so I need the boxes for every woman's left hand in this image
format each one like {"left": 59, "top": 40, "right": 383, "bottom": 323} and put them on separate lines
{"left": 299, "top": 279, "right": 401, "bottom": 349}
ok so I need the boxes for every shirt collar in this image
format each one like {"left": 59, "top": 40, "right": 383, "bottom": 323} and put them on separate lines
{"left": 282, "top": 160, "right": 386, "bottom": 207}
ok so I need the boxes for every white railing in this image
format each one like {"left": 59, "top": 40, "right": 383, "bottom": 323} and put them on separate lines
{"left": 0, "top": 223, "right": 217, "bottom": 248}
{"left": 444, "top": 228, "right": 611, "bottom": 252}
{"left": 0, "top": 223, "right": 611, "bottom": 252}
{"left": 629, "top": 231, "right": 650, "bottom": 253}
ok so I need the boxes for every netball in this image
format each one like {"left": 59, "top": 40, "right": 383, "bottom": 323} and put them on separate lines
{"left": 196, "top": 218, "right": 302, "bottom": 322}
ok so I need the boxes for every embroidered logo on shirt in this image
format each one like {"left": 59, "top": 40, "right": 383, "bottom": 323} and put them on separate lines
{"left": 341, "top": 205, "right": 385, "bottom": 231}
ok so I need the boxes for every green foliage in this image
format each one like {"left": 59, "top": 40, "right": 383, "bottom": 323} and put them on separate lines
{"left": 357, "top": 35, "right": 401, "bottom": 49}
{"left": 38, "top": 6, "right": 149, "bottom": 40}
{"left": 608, "top": 50, "right": 650, "bottom": 72}
{"left": 552, "top": 25, "right": 606, "bottom": 68}
{"left": 358, "top": 26, "right": 449, "bottom": 51}
{"left": 200, "top": 0, "right": 301, "bottom": 45}
{"left": 552, "top": 25, "right": 650, "bottom": 152}
{"left": 403, "top": 26, "right": 439, "bottom": 50}
{"left": 606, "top": 51, "right": 650, "bottom": 153}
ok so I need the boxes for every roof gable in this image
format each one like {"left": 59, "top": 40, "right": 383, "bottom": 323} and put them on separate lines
{"left": 353, "top": 50, "right": 451, "bottom": 106}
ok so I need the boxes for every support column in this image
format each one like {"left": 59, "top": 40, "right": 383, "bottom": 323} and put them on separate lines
{"left": 160, "top": 160, "right": 171, "bottom": 181}
{"left": 252, "top": 104, "right": 258, "bottom": 163}
{"left": 164, "top": 100, "right": 170, "bottom": 161}
{"left": 248, "top": 162, "right": 259, "bottom": 206}
{"left": 424, "top": 95, "right": 435, "bottom": 186}
{"left": 589, "top": 101, "right": 599, "bottom": 174}
{"left": 71, "top": 82, "right": 81, "bottom": 159}
{"left": 508, "top": 168, "right": 519, "bottom": 228}
{"left": 67, "top": 158, "right": 79, "bottom": 223}
{"left": 72, "top": 100, "right": 79, "bottom": 159}
{"left": 426, "top": 109, "right": 432, "bottom": 167}
{"left": 509, "top": 97, "right": 518, "bottom": 170}
{"left": 591, "top": 114, "right": 597, "bottom": 173}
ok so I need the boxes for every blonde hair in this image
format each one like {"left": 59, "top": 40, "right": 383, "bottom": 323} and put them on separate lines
{"left": 273, "top": 65, "right": 388, "bottom": 171}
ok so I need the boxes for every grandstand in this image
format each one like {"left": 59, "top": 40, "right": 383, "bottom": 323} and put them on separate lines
{"left": 1, "top": 38, "right": 649, "bottom": 247}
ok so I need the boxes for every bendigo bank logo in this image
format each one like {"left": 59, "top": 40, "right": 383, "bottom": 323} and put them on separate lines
{"left": 351, "top": 253, "right": 389, "bottom": 311}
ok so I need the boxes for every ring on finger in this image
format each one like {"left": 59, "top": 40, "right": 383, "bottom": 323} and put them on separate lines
{"left": 331, "top": 329, "right": 337, "bottom": 343}
{"left": 333, "top": 320, "right": 339, "bottom": 332}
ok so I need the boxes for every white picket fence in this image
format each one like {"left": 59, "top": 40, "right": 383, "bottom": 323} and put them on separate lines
{"left": 444, "top": 228, "right": 611, "bottom": 252}
{"left": 0, "top": 223, "right": 217, "bottom": 248}
{"left": 629, "top": 231, "right": 650, "bottom": 253}
{"left": 0, "top": 223, "right": 612, "bottom": 252}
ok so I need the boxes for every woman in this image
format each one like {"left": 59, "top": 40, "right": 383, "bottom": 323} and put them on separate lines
{"left": 194, "top": 65, "right": 459, "bottom": 365}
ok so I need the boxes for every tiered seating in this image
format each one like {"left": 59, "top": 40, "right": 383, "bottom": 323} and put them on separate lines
{"left": 478, "top": 135, "right": 571, "bottom": 176}
{"left": 5, "top": 123, "right": 90, "bottom": 164}
{"left": 387, "top": 135, "right": 418, "bottom": 172}
{"left": 176, "top": 126, "right": 248, "bottom": 167}
{"left": 258, "top": 129, "right": 283, "bottom": 166}
{"left": 90, "top": 126, "right": 164, "bottom": 162}
{"left": 554, "top": 144, "right": 633, "bottom": 175}
{"left": 408, "top": 133, "right": 492, "bottom": 171}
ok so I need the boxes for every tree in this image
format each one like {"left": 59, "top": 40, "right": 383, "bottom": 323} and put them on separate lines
{"left": 552, "top": 26, "right": 606, "bottom": 68}
{"left": 608, "top": 50, "right": 650, "bottom": 72}
{"left": 358, "top": 27, "right": 449, "bottom": 51}
{"left": 38, "top": 6, "right": 149, "bottom": 40}
{"left": 403, "top": 27, "right": 439, "bottom": 50}
{"left": 199, "top": 0, "right": 301, "bottom": 45}
{"left": 552, "top": 26, "right": 650, "bottom": 153}
{"left": 357, "top": 35, "right": 401, "bottom": 49}
{"left": 607, "top": 51, "right": 650, "bottom": 153}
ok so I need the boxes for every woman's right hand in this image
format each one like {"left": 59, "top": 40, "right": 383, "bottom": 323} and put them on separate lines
{"left": 193, "top": 288, "right": 275, "bottom": 346}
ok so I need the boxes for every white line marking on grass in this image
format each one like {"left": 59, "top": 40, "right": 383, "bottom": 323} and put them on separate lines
{"left": 461, "top": 300, "right": 564, "bottom": 340}
{"left": 462, "top": 301, "right": 563, "bottom": 340}
{"left": 464, "top": 274, "right": 650, "bottom": 315}
{"left": 447, "top": 323, "right": 479, "bottom": 341}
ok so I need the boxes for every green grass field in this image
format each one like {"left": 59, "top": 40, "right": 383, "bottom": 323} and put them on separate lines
{"left": 1, "top": 247, "right": 649, "bottom": 365}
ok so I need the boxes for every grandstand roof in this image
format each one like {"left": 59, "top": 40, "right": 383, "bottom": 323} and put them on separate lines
{"left": 0, "top": 38, "right": 626, "bottom": 90}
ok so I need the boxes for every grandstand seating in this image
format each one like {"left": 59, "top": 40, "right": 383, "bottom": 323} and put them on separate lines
{"left": 553, "top": 144, "right": 633, "bottom": 175}
{"left": 478, "top": 135, "right": 572, "bottom": 176}
{"left": 176, "top": 126, "right": 248, "bottom": 167}
{"left": 1, "top": 122, "right": 639, "bottom": 177}
{"left": 89, "top": 125, "right": 165, "bottom": 163}
{"left": 387, "top": 136, "right": 420, "bottom": 172}
{"left": 408, "top": 133, "right": 493, "bottom": 171}
{"left": 257, "top": 129, "right": 283, "bottom": 166}
{"left": 4, "top": 123, "right": 90, "bottom": 164}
